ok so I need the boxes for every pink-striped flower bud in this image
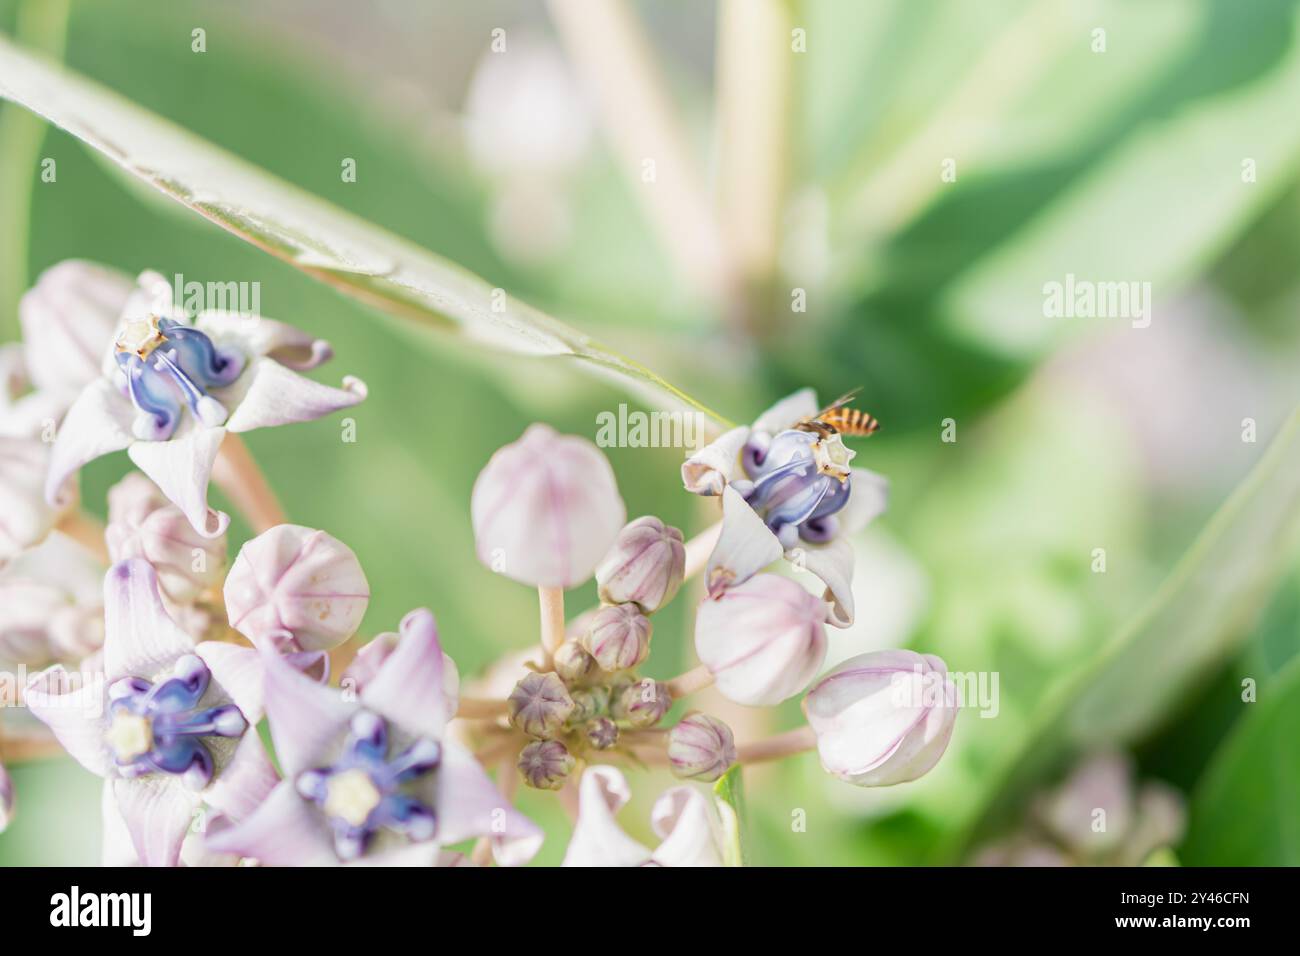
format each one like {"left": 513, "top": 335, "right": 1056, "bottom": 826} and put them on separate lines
{"left": 553, "top": 638, "right": 597, "bottom": 685}
{"left": 595, "top": 516, "right": 685, "bottom": 613}
{"left": 694, "top": 574, "right": 827, "bottom": 706}
{"left": 518, "top": 739, "right": 575, "bottom": 790}
{"left": 612, "top": 678, "right": 670, "bottom": 728}
{"left": 668, "top": 712, "right": 736, "bottom": 783}
{"left": 582, "top": 603, "right": 651, "bottom": 672}
{"left": 106, "top": 473, "right": 225, "bottom": 603}
{"left": 584, "top": 716, "right": 619, "bottom": 750}
{"left": 223, "top": 524, "right": 369, "bottom": 652}
{"left": 508, "top": 671, "right": 574, "bottom": 739}
{"left": 471, "top": 424, "right": 626, "bottom": 588}
{"left": 802, "top": 650, "right": 957, "bottom": 787}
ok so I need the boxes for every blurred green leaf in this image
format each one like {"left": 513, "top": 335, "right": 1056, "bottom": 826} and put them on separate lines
{"left": 713, "top": 765, "right": 747, "bottom": 867}
{"left": 951, "top": 406, "right": 1300, "bottom": 858}
{"left": 1181, "top": 656, "right": 1300, "bottom": 865}
{"left": 0, "top": 35, "right": 728, "bottom": 427}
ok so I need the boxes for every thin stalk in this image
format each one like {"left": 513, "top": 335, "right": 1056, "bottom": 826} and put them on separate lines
{"left": 211, "top": 432, "right": 286, "bottom": 533}
{"left": 736, "top": 724, "right": 816, "bottom": 764}
{"left": 538, "top": 585, "right": 566, "bottom": 667}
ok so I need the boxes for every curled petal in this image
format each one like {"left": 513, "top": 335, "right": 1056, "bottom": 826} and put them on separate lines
{"left": 203, "top": 731, "right": 280, "bottom": 823}
{"left": 22, "top": 666, "right": 110, "bottom": 776}
{"left": 838, "top": 467, "right": 888, "bottom": 536}
{"left": 196, "top": 312, "right": 334, "bottom": 370}
{"left": 106, "top": 473, "right": 226, "bottom": 602}
{"left": 650, "top": 786, "right": 726, "bottom": 867}
{"left": 751, "top": 388, "right": 820, "bottom": 436}
{"left": 44, "top": 378, "right": 134, "bottom": 508}
{"left": 435, "top": 740, "right": 542, "bottom": 866}
{"left": 561, "top": 765, "right": 651, "bottom": 867}
{"left": 195, "top": 641, "right": 264, "bottom": 723}
{"left": 705, "top": 485, "right": 784, "bottom": 597}
{"left": 360, "top": 609, "right": 459, "bottom": 740}
{"left": 681, "top": 425, "right": 749, "bottom": 496}
{"left": 113, "top": 776, "right": 203, "bottom": 868}
{"left": 0, "top": 436, "right": 70, "bottom": 563}
{"left": 19, "top": 260, "right": 133, "bottom": 395}
{"left": 127, "top": 425, "right": 230, "bottom": 538}
{"left": 103, "top": 559, "right": 196, "bottom": 682}
{"left": 204, "top": 780, "right": 336, "bottom": 866}
{"left": 224, "top": 525, "right": 369, "bottom": 653}
{"left": 224, "top": 358, "right": 366, "bottom": 433}
{"left": 793, "top": 537, "right": 855, "bottom": 629}
{"left": 261, "top": 649, "right": 356, "bottom": 779}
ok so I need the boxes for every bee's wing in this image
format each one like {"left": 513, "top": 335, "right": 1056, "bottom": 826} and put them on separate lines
{"left": 808, "top": 386, "right": 863, "bottom": 421}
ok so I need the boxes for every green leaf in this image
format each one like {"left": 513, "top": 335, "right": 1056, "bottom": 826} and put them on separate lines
{"left": 0, "top": 35, "right": 729, "bottom": 428}
{"left": 949, "top": 406, "right": 1300, "bottom": 859}
{"left": 713, "top": 765, "right": 747, "bottom": 867}
{"left": 1181, "top": 656, "right": 1300, "bottom": 865}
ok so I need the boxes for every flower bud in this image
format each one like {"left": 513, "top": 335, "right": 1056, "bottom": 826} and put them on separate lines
{"left": 582, "top": 603, "right": 651, "bottom": 672}
{"left": 553, "top": 638, "right": 597, "bottom": 685}
{"left": 695, "top": 573, "right": 827, "bottom": 706}
{"left": 568, "top": 685, "right": 610, "bottom": 724}
{"left": 518, "top": 740, "right": 575, "bottom": 790}
{"left": 584, "top": 716, "right": 619, "bottom": 750}
{"left": 106, "top": 473, "right": 226, "bottom": 603}
{"left": 0, "top": 761, "right": 14, "bottom": 833}
{"left": 471, "top": 424, "right": 626, "bottom": 588}
{"left": 595, "top": 516, "right": 685, "bottom": 613}
{"left": 223, "top": 524, "right": 369, "bottom": 653}
{"left": 612, "top": 678, "right": 670, "bottom": 729}
{"left": 668, "top": 712, "right": 736, "bottom": 783}
{"left": 507, "top": 671, "right": 574, "bottom": 739}
{"left": 802, "top": 649, "right": 957, "bottom": 787}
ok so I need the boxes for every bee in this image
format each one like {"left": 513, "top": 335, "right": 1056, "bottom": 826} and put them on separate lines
{"left": 795, "top": 388, "right": 880, "bottom": 440}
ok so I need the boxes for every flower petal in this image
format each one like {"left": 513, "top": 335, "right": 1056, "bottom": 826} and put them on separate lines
{"left": 839, "top": 467, "right": 888, "bottom": 536}
{"left": 261, "top": 649, "right": 356, "bottom": 779}
{"left": 196, "top": 312, "right": 334, "bottom": 370}
{"left": 204, "top": 731, "right": 280, "bottom": 822}
{"left": 434, "top": 740, "right": 542, "bottom": 867}
{"left": 204, "top": 779, "right": 336, "bottom": 866}
{"left": 650, "top": 786, "right": 726, "bottom": 867}
{"left": 752, "top": 388, "right": 819, "bottom": 435}
{"left": 113, "top": 776, "right": 203, "bottom": 867}
{"left": 560, "top": 765, "right": 651, "bottom": 867}
{"left": 705, "top": 485, "right": 783, "bottom": 596}
{"left": 44, "top": 378, "right": 134, "bottom": 508}
{"left": 793, "top": 536, "right": 855, "bottom": 628}
{"left": 223, "top": 358, "right": 366, "bottom": 432}
{"left": 100, "top": 781, "right": 138, "bottom": 866}
{"left": 361, "top": 609, "right": 458, "bottom": 740}
{"left": 681, "top": 425, "right": 749, "bottom": 495}
{"left": 19, "top": 260, "right": 133, "bottom": 395}
{"left": 127, "top": 425, "right": 229, "bottom": 538}
{"left": 103, "top": 559, "right": 195, "bottom": 682}
{"left": 195, "top": 641, "right": 264, "bottom": 722}
{"left": 23, "top": 665, "right": 110, "bottom": 776}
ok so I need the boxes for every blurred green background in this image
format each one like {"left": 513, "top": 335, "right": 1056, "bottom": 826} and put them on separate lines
{"left": 2, "top": 0, "right": 1299, "bottom": 866}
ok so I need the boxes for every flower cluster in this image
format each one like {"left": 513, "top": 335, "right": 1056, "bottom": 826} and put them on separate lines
{"left": 2, "top": 260, "right": 961, "bottom": 867}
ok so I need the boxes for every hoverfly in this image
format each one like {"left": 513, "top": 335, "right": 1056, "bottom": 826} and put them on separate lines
{"left": 794, "top": 388, "right": 880, "bottom": 441}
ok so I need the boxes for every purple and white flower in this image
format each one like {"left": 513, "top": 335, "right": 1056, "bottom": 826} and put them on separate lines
{"left": 561, "top": 766, "right": 727, "bottom": 867}
{"left": 682, "top": 389, "right": 888, "bottom": 627}
{"left": 206, "top": 609, "right": 542, "bottom": 866}
{"left": 23, "top": 558, "right": 273, "bottom": 866}
{"left": 43, "top": 268, "right": 366, "bottom": 537}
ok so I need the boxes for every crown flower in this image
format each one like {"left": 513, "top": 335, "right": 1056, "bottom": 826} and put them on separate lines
{"left": 43, "top": 267, "right": 366, "bottom": 537}
{"left": 681, "top": 389, "right": 888, "bottom": 628}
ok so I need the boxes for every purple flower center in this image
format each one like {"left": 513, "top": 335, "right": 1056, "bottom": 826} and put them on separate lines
{"left": 738, "top": 428, "right": 852, "bottom": 548}
{"left": 106, "top": 654, "right": 248, "bottom": 790}
{"left": 296, "top": 711, "right": 441, "bottom": 861}
{"left": 114, "top": 316, "right": 245, "bottom": 441}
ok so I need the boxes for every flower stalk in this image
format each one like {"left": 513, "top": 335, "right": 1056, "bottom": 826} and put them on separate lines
{"left": 735, "top": 725, "right": 817, "bottom": 765}
{"left": 211, "top": 432, "right": 287, "bottom": 533}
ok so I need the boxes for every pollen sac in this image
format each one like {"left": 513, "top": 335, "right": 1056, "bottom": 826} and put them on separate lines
{"left": 104, "top": 654, "right": 247, "bottom": 790}
{"left": 113, "top": 316, "right": 245, "bottom": 441}
{"left": 296, "top": 710, "right": 441, "bottom": 861}
{"left": 737, "top": 429, "right": 853, "bottom": 549}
